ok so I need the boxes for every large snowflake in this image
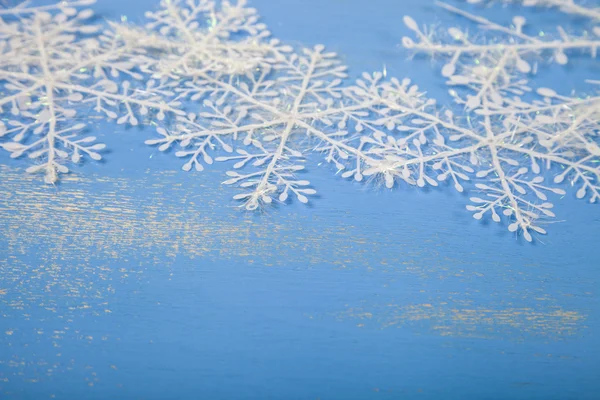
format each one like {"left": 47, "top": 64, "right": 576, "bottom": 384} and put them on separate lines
{"left": 144, "top": 44, "right": 393, "bottom": 210}
{"left": 389, "top": 1, "right": 600, "bottom": 240}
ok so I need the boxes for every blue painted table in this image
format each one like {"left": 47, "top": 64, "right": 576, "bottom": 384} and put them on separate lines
{"left": 1, "top": 0, "right": 599, "bottom": 399}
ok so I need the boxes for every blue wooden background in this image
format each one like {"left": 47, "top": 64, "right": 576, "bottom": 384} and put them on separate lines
{"left": 1, "top": 0, "right": 599, "bottom": 399}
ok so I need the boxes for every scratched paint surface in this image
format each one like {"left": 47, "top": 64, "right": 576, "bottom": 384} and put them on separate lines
{"left": 1, "top": 0, "right": 600, "bottom": 399}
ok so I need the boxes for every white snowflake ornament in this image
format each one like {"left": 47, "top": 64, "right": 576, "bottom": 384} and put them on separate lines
{"left": 398, "top": 0, "right": 600, "bottom": 241}
{"left": 0, "top": 0, "right": 184, "bottom": 183}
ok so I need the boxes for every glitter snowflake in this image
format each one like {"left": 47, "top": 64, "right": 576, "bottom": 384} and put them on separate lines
{"left": 392, "top": 1, "right": 600, "bottom": 240}
{"left": 0, "top": 0, "right": 186, "bottom": 183}
{"left": 144, "top": 44, "right": 393, "bottom": 210}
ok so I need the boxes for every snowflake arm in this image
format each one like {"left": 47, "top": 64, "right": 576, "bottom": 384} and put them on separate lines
{"left": 0, "top": 0, "right": 95, "bottom": 16}
{"left": 467, "top": 0, "right": 600, "bottom": 21}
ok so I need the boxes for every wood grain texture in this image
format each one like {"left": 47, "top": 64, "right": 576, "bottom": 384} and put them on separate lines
{"left": 1, "top": 163, "right": 598, "bottom": 399}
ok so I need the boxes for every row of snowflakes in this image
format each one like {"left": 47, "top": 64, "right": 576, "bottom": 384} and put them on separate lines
{"left": 1, "top": 0, "right": 599, "bottom": 242}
